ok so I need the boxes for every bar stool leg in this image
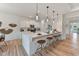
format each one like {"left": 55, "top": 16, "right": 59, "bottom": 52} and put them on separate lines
{"left": 3, "top": 41, "right": 7, "bottom": 46}
{"left": 41, "top": 44, "right": 42, "bottom": 50}
{"left": 4, "top": 41, "right": 8, "bottom": 51}
{"left": 47, "top": 40, "right": 49, "bottom": 46}
{"left": 53, "top": 38, "right": 56, "bottom": 48}
{"left": 49, "top": 40, "right": 50, "bottom": 45}
{"left": 47, "top": 40, "right": 50, "bottom": 47}
{"left": 40, "top": 44, "right": 43, "bottom": 56}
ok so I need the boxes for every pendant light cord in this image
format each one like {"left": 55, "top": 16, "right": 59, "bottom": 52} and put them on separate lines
{"left": 36, "top": 3, "right": 38, "bottom": 15}
{"left": 46, "top": 6, "right": 49, "bottom": 20}
{"left": 47, "top": 6, "right": 49, "bottom": 18}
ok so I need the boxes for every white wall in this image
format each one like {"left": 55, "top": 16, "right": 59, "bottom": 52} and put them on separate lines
{"left": 0, "top": 12, "right": 26, "bottom": 41}
{"left": 53, "top": 14, "right": 62, "bottom": 32}
{"left": 65, "top": 10, "right": 79, "bottom": 18}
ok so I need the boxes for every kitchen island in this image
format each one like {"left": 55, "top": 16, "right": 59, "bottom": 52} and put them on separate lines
{"left": 22, "top": 31, "right": 61, "bottom": 56}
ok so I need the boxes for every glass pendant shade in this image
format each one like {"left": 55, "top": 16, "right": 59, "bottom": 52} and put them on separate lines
{"left": 36, "top": 15, "right": 38, "bottom": 20}
{"left": 41, "top": 20, "right": 44, "bottom": 24}
{"left": 46, "top": 18, "right": 49, "bottom": 22}
{"left": 35, "top": 3, "right": 39, "bottom": 21}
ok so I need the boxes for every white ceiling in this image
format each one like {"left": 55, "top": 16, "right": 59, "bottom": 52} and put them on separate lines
{"left": 0, "top": 3, "right": 79, "bottom": 19}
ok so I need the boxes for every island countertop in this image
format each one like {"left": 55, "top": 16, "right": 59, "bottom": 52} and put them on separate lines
{"left": 22, "top": 31, "right": 48, "bottom": 39}
{"left": 22, "top": 31, "right": 61, "bottom": 41}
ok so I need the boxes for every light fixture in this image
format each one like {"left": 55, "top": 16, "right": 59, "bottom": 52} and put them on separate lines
{"left": 46, "top": 6, "right": 49, "bottom": 22}
{"left": 52, "top": 10, "right": 55, "bottom": 23}
{"left": 57, "top": 13, "right": 59, "bottom": 20}
{"left": 35, "top": 3, "right": 39, "bottom": 21}
{"left": 41, "top": 20, "right": 44, "bottom": 24}
{"left": 52, "top": 4, "right": 59, "bottom": 23}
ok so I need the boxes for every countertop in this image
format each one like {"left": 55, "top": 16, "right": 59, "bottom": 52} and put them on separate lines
{"left": 22, "top": 31, "right": 48, "bottom": 38}
{"left": 22, "top": 31, "right": 61, "bottom": 41}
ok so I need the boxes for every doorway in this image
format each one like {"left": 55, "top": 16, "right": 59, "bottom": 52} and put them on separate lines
{"left": 70, "top": 23, "right": 79, "bottom": 47}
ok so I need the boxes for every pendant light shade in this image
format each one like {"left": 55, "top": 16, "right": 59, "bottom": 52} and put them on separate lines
{"left": 36, "top": 15, "right": 38, "bottom": 20}
{"left": 46, "top": 18, "right": 49, "bottom": 22}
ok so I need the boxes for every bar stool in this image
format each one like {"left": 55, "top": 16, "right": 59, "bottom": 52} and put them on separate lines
{"left": 0, "top": 35, "right": 7, "bottom": 52}
{"left": 36, "top": 40, "right": 46, "bottom": 56}
{"left": 37, "top": 40, "right": 46, "bottom": 50}
{"left": 47, "top": 36, "right": 53, "bottom": 46}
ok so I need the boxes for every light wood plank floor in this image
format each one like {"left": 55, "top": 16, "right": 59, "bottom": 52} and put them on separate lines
{"left": 33, "top": 34, "right": 79, "bottom": 56}
{"left": 0, "top": 39, "right": 27, "bottom": 56}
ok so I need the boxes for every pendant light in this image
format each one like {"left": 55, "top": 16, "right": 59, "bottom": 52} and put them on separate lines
{"left": 52, "top": 4, "right": 55, "bottom": 24}
{"left": 52, "top": 10, "right": 55, "bottom": 23}
{"left": 57, "top": 13, "right": 59, "bottom": 20}
{"left": 52, "top": 4, "right": 59, "bottom": 22}
{"left": 35, "top": 3, "right": 39, "bottom": 21}
{"left": 46, "top": 6, "right": 49, "bottom": 22}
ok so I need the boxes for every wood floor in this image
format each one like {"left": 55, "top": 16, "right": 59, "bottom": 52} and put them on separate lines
{"left": 33, "top": 34, "right": 79, "bottom": 56}
{"left": 0, "top": 39, "right": 27, "bottom": 56}
{"left": 1, "top": 33, "right": 79, "bottom": 56}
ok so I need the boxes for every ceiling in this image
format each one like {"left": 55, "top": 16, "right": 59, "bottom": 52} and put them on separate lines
{"left": 0, "top": 3, "right": 79, "bottom": 19}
